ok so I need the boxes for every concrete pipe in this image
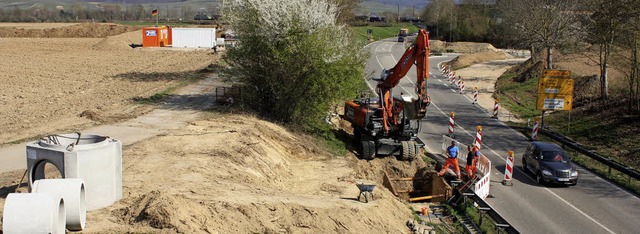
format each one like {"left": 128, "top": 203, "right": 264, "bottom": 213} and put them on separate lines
{"left": 2, "top": 193, "right": 65, "bottom": 234}
{"left": 33, "top": 178, "right": 86, "bottom": 231}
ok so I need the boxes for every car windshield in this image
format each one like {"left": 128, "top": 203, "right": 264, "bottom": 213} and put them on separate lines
{"left": 541, "top": 150, "right": 569, "bottom": 162}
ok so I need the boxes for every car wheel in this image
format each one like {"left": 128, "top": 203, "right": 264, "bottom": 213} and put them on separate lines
{"left": 536, "top": 171, "right": 546, "bottom": 186}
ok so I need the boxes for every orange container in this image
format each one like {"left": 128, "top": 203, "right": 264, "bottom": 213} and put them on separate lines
{"left": 142, "top": 26, "right": 169, "bottom": 47}
{"left": 167, "top": 27, "right": 172, "bottom": 46}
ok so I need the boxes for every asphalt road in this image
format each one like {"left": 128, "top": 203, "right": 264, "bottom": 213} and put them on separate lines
{"left": 365, "top": 38, "right": 640, "bottom": 234}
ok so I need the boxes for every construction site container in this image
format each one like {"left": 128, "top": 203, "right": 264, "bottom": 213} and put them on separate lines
{"left": 142, "top": 26, "right": 169, "bottom": 47}
{"left": 171, "top": 28, "right": 216, "bottom": 48}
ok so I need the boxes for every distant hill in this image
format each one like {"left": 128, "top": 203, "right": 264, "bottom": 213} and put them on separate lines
{"left": 360, "top": 0, "right": 428, "bottom": 16}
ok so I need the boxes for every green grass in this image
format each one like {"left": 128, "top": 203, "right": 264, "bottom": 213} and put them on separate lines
{"left": 494, "top": 72, "right": 540, "bottom": 119}
{"left": 352, "top": 23, "right": 420, "bottom": 45}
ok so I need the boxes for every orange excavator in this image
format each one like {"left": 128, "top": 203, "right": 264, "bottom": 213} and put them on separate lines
{"left": 344, "top": 28, "right": 431, "bottom": 160}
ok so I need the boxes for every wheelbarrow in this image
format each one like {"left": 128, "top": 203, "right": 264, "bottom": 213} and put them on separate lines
{"left": 356, "top": 183, "right": 376, "bottom": 203}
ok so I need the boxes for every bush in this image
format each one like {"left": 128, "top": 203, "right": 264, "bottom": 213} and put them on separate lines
{"left": 221, "top": 0, "right": 367, "bottom": 134}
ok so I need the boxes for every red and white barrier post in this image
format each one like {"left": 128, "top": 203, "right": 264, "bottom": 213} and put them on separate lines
{"left": 502, "top": 151, "right": 515, "bottom": 186}
{"left": 531, "top": 118, "right": 539, "bottom": 140}
{"left": 492, "top": 98, "right": 500, "bottom": 118}
{"left": 472, "top": 87, "right": 478, "bottom": 104}
{"left": 457, "top": 77, "right": 462, "bottom": 89}
{"left": 448, "top": 112, "right": 455, "bottom": 137}
{"left": 460, "top": 80, "right": 466, "bottom": 94}
{"left": 473, "top": 126, "right": 483, "bottom": 150}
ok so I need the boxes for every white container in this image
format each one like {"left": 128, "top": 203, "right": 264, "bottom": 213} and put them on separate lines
{"left": 26, "top": 133, "right": 122, "bottom": 211}
{"left": 171, "top": 28, "right": 216, "bottom": 48}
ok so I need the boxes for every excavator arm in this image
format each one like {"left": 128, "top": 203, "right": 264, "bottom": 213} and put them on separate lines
{"left": 376, "top": 28, "right": 431, "bottom": 134}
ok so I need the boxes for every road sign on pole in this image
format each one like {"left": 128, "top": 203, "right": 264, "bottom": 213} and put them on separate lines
{"left": 536, "top": 69, "right": 574, "bottom": 111}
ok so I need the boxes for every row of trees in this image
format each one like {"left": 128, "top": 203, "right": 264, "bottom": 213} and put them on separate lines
{"left": 423, "top": 0, "right": 640, "bottom": 109}
{"left": 0, "top": 3, "right": 218, "bottom": 22}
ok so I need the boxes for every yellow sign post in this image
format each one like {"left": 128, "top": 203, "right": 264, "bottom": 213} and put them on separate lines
{"left": 536, "top": 70, "right": 573, "bottom": 111}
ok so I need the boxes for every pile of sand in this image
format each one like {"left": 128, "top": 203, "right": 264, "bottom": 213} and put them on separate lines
{"left": 0, "top": 23, "right": 140, "bottom": 38}
{"left": 430, "top": 40, "right": 498, "bottom": 54}
{"left": 447, "top": 51, "right": 508, "bottom": 69}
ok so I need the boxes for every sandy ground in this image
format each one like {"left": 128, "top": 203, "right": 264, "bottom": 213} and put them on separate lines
{"left": 0, "top": 25, "right": 217, "bottom": 145}
{"left": 0, "top": 23, "right": 79, "bottom": 29}
{"left": 449, "top": 58, "right": 529, "bottom": 122}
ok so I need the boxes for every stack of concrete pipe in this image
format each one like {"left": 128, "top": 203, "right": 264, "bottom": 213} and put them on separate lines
{"left": 3, "top": 179, "right": 85, "bottom": 233}
{"left": 2, "top": 133, "right": 122, "bottom": 233}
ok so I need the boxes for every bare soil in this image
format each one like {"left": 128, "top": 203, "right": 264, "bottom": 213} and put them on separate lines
{"left": 0, "top": 23, "right": 217, "bottom": 144}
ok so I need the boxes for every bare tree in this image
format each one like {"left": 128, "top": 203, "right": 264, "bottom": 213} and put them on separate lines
{"left": 422, "top": 0, "right": 455, "bottom": 40}
{"left": 584, "top": 0, "right": 639, "bottom": 99}
{"left": 499, "top": 0, "right": 582, "bottom": 69}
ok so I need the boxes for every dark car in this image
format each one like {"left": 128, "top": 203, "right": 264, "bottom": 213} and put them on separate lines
{"left": 522, "top": 141, "right": 579, "bottom": 186}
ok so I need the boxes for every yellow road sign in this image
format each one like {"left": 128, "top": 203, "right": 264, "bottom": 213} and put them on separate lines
{"left": 538, "top": 77, "right": 574, "bottom": 95}
{"left": 536, "top": 94, "right": 573, "bottom": 111}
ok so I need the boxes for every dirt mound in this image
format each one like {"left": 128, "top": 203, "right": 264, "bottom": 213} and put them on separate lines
{"left": 447, "top": 51, "right": 508, "bottom": 69}
{"left": 117, "top": 190, "right": 213, "bottom": 233}
{"left": 430, "top": 40, "right": 498, "bottom": 53}
{"left": 92, "top": 30, "right": 142, "bottom": 51}
{"left": 0, "top": 23, "right": 139, "bottom": 38}
{"left": 74, "top": 114, "right": 414, "bottom": 233}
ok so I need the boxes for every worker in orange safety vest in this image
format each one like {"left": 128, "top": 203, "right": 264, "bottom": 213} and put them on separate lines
{"left": 439, "top": 141, "right": 461, "bottom": 178}
{"left": 465, "top": 145, "right": 480, "bottom": 180}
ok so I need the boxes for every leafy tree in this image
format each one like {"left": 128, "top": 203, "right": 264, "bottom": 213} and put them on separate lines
{"left": 221, "top": 0, "right": 367, "bottom": 134}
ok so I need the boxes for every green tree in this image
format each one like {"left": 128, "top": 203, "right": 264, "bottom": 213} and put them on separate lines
{"left": 221, "top": 0, "right": 367, "bottom": 134}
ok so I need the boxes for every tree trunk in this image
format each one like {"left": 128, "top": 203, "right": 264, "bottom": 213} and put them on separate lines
{"left": 530, "top": 45, "right": 536, "bottom": 63}
{"left": 546, "top": 46, "right": 553, "bottom": 69}
{"left": 631, "top": 36, "right": 638, "bottom": 110}
{"left": 601, "top": 43, "right": 610, "bottom": 99}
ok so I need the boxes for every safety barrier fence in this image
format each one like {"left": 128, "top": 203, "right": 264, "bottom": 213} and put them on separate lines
{"left": 527, "top": 127, "right": 640, "bottom": 181}
{"left": 440, "top": 136, "right": 492, "bottom": 199}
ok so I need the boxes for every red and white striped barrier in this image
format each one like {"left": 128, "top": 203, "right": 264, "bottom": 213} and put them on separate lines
{"left": 492, "top": 99, "right": 500, "bottom": 118}
{"left": 460, "top": 80, "right": 465, "bottom": 94}
{"left": 472, "top": 87, "right": 478, "bottom": 104}
{"left": 474, "top": 126, "right": 482, "bottom": 150}
{"left": 448, "top": 112, "right": 455, "bottom": 136}
{"left": 531, "top": 119, "right": 539, "bottom": 140}
{"left": 457, "top": 78, "right": 462, "bottom": 89}
{"left": 474, "top": 153, "right": 492, "bottom": 199}
{"left": 502, "top": 151, "right": 515, "bottom": 186}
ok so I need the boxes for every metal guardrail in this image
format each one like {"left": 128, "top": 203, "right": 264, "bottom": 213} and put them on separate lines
{"left": 458, "top": 189, "right": 520, "bottom": 234}
{"left": 527, "top": 127, "right": 640, "bottom": 181}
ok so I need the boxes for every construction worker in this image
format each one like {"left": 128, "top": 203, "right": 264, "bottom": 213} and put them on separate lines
{"left": 465, "top": 145, "right": 480, "bottom": 180}
{"left": 439, "top": 141, "right": 461, "bottom": 178}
